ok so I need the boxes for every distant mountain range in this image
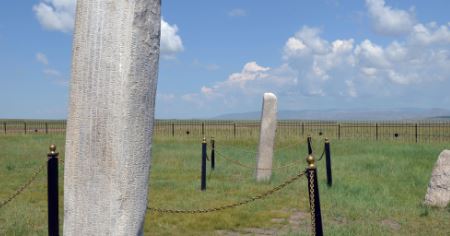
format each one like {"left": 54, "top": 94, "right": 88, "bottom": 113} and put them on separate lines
{"left": 211, "top": 108, "right": 450, "bottom": 121}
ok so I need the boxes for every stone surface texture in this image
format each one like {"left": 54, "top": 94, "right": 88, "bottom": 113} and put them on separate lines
{"left": 255, "top": 93, "right": 277, "bottom": 181}
{"left": 424, "top": 150, "right": 450, "bottom": 207}
{"left": 63, "top": 0, "right": 160, "bottom": 235}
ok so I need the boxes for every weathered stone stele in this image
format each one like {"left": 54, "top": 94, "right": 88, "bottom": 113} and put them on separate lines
{"left": 64, "top": 1, "right": 161, "bottom": 235}
{"left": 424, "top": 150, "right": 450, "bottom": 207}
{"left": 255, "top": 93, "right": 278, "bottom": 181}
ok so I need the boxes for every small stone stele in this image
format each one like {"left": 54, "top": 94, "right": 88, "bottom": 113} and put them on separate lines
{"left": 424, "top": 150, "right": 450, "bottom": 207}
{"left": 255, "top": 93, "right": 277, "bottom": 182}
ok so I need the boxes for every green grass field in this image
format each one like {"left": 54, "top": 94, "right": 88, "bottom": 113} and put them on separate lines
{"left": 0, "top": 134, "right": 449, "bottom": 235}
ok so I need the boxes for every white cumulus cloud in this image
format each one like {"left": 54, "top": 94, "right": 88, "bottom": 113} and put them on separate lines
{"left": 160, "top": 18, "right": 184, "bottom": 59}
{"left": 410, "top": 22, "right": 450, "bottom": 45}
{"left": 187, "top": 11, "right": 450, "bottom": 111}
{"left": 200, "top": 61, "right": 297, "bottom": 102}
{"left": 33, "top": 0, "right": 76, "bottom": 33}
{"left": 366, "top": 0, "right": 416, "bottom": 36}
{"left": 282, "top": 23, "right": 450, "bottom": 95}
{"left": 283, "top": 26, "right": 329, "bottom": 58}
{"left": 33, "top": 0, "right": 184, "bottom": 58}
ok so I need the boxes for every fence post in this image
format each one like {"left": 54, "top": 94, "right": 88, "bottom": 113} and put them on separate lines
{"left": 415, "top": 123, "right": 418, "bottom": 143}
{"left": 24, "top": 122, "right": 27, "bottom": 134}
{"left": 306, "top": 154, "right": 324, "bottom": 236}
{"left": 324, "top": 138, "right": 332, "bottom": 187}
{"left": 47, "top": 144, "right": 59, "bottom": 236}
{"left": 202, "top": 122, "right": 205, "bottom": 136}
{"left": 375, "top": 123, "right": 378, "bottom": 141}
{"left": 302, "top": 122, "right": 305, "bottom": 136}
{"left": 211, "top": 137, "right": 215, "bottom": 170}
{"left": 337, "top": 124, "right": 340, "bottom": 140}
{"left": 3, "top": 122, "right": 6, "bottom": 134}
{"left": 45, "top": 122, "right": 49, "bottom": 134}
{"left": 171, "top": 123, "right": 174, "bottom": 137}
{"left": 233, "top": 123, "right": 236, "bottom": 138}
{"left": 201, "top": 137, "right": 207, "bottom": 191}
{"left": 307, "top": 135, "right": 313, "bottom": 155}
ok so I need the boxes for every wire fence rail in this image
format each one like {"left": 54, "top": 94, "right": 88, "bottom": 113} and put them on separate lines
{"left": 2, "top": 119, "right": 450, "bottom": 143}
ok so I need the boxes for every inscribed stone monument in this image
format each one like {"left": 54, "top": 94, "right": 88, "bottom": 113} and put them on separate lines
{"left": 255, "top": 93, "right": 278, "bottom": 181}
{"left": 64, "top": 0, "right": 161, "bottom": 235}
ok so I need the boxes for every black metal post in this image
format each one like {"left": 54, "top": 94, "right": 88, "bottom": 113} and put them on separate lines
{"left": 24, "top": 122, "right": 27, "bottom": 134}
{"left": 201, "top": 138, "right": 207, "bottom": 191}
{"left": 172, "top": 123, "right": 175, "bottom": 137}
{"left": 307, "top": 135, "right": 313, "bottom": 155}
{"left": 306, "top": 155, "right": 324, "bottom": 236}
{"left": 324, "top": 138, "right": 332, "bottom": 187}
{"left": 233, "top": 123, "right": 236, "bottom": 137}
{"left": 47, "top": 144, "right": 59, "bottom": 236}
{"left": 45, "top": 122, "right": 49, "bottom": 134}
{"left": 3, "top": 122, "right": 6, "bottom": 134}
{"left": 211, "top": 137, "right": 215, "bottom": 170}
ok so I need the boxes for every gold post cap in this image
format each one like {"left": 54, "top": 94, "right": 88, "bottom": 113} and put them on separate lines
{"left": 325, "top": 137, "right": 329, "bottom": 143}
{"left": 306, "top": 154, "right": 315, "bottom": 169}
{"left": 202, "top": 137, "right": 206, "bottom": 143}
{"left": 48, "top": 144, "right": 58, "bottom": 156}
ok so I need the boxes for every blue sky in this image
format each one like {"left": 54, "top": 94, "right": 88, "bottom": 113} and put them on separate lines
{"left": 0, "top": 0, "right": 449, "bottom": 119}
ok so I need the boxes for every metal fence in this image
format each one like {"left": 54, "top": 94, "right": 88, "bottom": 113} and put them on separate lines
{"left": 1, "top": 119, "right": 450, "bottom": 143}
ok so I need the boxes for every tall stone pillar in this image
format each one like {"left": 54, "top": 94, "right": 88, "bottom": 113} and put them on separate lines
{"left": 255, "top": 93, "right": 278, "bottom": 181}
{"left": 63, "top": 1, "right": 161, "bottom": 235}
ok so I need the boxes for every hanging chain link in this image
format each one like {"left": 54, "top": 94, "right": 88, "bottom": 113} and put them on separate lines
{"left": 308, "top": 169, "right": 316, "bottom": 236}
{"left": 147, "top": 169, "right": 307, "bottom": 214}
{"left": 0, "top": 161, "right": 46, "bottom": 209}
{"left": 316, "top": 147, "right": 325, "bottom": 161}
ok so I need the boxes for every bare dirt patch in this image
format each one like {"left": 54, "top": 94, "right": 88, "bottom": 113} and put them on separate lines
{"left": 215, "top": 208, "right": 310, "bottom": 236}
{"left": 381, "top": 219, "right": 401, "bottom": 231}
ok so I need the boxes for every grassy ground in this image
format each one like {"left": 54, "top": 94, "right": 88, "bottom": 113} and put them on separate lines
{"left": 0, "top": 134, "right": 449, "bottom": 235}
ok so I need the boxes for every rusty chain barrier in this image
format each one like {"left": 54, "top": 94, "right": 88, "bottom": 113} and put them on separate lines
{"left": 1, "top": 141, "right": 325, "bottom": 235}
{"left": 0, "top": 161, "right": 46, "bottom": 209}
{"left": 147, "top": 169, "right": 307, "bottom": 214}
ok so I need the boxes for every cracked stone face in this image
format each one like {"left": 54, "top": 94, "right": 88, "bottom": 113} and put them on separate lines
{"left": 256, "top": 93, "right": 277, "bottom": 182}
{"left": 63, "top": 1, "right": 161, "bottom": 235}
{"left": 424, "top": 150, "right": 450, "bottom": 208}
